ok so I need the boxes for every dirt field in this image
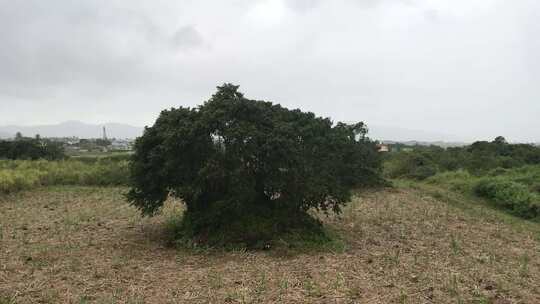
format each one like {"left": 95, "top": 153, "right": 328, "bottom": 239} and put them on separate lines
{"left": 1, "top": 186, "right": 539, "bottom": 303}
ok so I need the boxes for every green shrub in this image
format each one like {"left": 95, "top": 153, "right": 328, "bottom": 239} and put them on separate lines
{"left": 424, "top": 166, "right": 540, "bottom": 219}
{"left": 383, "top": 152, "right": 438, "bottom": 180}
{"left": 474, "top": 178, "right": 539, "bottom": 219}
{"left": 426, "top": 170, "right": 478, "bottom": 193}
{"left": 0, "top": 169, "right": 39, "bottom": 193}
{"left": 128, "top": 84, "right": 384, "bottom": 246}
{"left": 487, "top": 165, "right": 540, "bottom": 193}
{"left": 383, "top": 137, "right": 540, "bottom": 177}
{"left": 532, "top": 183, "right": 540, "bottom": 194}
{"left": 410, "top": 164, "right": 438, "bottom": 180}
{"left": 488, "top": 167, "right": 508, "bottom": 176}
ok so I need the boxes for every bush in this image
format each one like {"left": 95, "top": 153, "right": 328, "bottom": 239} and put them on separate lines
{"left": 0, "top": 169, "right": 42, "bottom": 193}
{"left": 487, "top": 165, "right": 540, "bottom": 193}
{"left": 488, "top": 167, "right": 508, "bottom": 176}
{"left": 410, "top": 164, "right": 438, "bottom": 180}
{"left": 474, "top": 178, "right": 539, "bottom": 219}
{"left": 383, "top": 152, "right": 438, "bottom": 180}
{"left": 426, "top": 170, "right": 478, "bottom": 193}
{"left": 383, "top": 138, "right": 540, "bottom": 177}
{"left": 127, "top": 84, "right": 384, "bottom": 246}
{"left": 424, "top": 166, "right": 540, "bottom": 219}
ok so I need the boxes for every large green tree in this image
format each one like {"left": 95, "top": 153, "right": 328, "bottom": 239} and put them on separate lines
{"left": 128, "top": 84, "right": 383, "bottom": 244}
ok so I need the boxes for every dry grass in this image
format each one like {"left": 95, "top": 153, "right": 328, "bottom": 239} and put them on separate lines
{"left": 1, "top": 186, "right": 539, "bottom": 303}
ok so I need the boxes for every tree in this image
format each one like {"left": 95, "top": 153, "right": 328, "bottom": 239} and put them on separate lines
{"left": 493, "top": 136, "right": 507, "bottom": 145}
{"left": 41, "top": 140, "right": 65, "bottom": 160}
{"left": 127, "top": 84, "right": 383, "bottom": 245}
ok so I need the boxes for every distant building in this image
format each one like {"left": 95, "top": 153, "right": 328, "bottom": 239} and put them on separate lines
{"left": 109, "top": 139, "right": 133, "bottom": 151}
{"left": 65, "top": 137, "right": 80, "bottom": 145}
{"left": 376, "top": 144, "right": 389, "bottom": 152}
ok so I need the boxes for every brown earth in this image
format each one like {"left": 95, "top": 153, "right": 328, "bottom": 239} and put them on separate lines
{"left": 1, "top": 186, "right": 539, "bottom": 303}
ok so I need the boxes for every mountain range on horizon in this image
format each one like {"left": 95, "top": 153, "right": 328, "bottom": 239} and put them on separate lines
{"left": 0, "top": 121, "right": 142, "bottom": 139}
{"left": 0, "top": 121, "right": 536, "bottom": 145}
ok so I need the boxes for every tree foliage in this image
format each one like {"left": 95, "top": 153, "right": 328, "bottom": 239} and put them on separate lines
{"left": 384, "top": 136, "right": 540, "bottom": 179}
{"left": 0, "top": 135, "right": 65, "bottom": 160}
{"left": 127, "top": 84, "right": 383, "bottom": 244}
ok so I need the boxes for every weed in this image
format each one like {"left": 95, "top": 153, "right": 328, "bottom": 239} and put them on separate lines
{"left": 333, "top": 272, "right": 345, "bottom": 290}
{"left": 450, "top": 235, "right": 461, "bottom": 255}
{"left": 0, "top": 296, "right": 15, "bottom": 304}
{"left": 253, "top": 273, "right": 268, "bottom": 299}
{"left": 208, "top": 272, "right": 224, "bottom": 289}
{"left": 519, "top": 254, "right": 530, "bottom": 278}
{"left": 398, "top": 289, "right": 408, "bottom": 303}
{"left": 387, "top": 248, "right": 401, "bottom": 266}
{"left": 446, "top": 273, "right": 460, "bottom": 297}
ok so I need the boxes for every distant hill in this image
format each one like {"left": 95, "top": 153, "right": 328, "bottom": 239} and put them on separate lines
{"left": 4, "top": 121, "right": 527, "bottom": 146}
{"left": 0, "top": 121, "right": 466, "bottom": 143}
{"left": 0, "top": 121, "right": 143, "bottom": 139}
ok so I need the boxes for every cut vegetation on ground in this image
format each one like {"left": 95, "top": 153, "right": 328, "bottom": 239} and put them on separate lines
{"left": 1, "top": 186, "right": 539, "bottom": 303}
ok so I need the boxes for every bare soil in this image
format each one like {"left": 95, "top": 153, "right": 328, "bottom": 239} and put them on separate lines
{"left": 1, "top": 186, "right": 539, "bottom": 303}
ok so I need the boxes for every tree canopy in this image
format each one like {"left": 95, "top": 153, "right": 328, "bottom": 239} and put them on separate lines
{"left": 383, "top": 137, "right": 540, "bottom": 180}
{"left": 127, "top": 84, "right": 383, "bottom": 245}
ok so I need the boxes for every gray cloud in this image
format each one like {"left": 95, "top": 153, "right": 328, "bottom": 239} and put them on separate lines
{"left": 285, "top": 0, "right": 321, "bottom": 12}
{"left": 423, "top": 9, "right": 440, "bottom": 23}
{"left": 351, "top": 0, "right": 416, "bottom": 9}
{"left": 171, "top": 26, "right": 205, "bottom": 49}
{"left": 0, "top": 0, "right": 538, "bottom": 142}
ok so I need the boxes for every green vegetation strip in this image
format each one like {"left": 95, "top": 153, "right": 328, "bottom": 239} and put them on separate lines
{"left": 0, "top": 159, "right": 129, "bottom": 193}
{"left": 422, "top": 166, "right": 540, "bottom": 220}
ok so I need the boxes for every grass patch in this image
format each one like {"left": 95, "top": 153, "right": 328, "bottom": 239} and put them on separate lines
{"left": 0, "top": 159, "right": 129, "bottom": 193}
{"left": 416, "top": 165, "right": 540, "bottom": 220}
{"left": 0, "top": 295, "right": 15, "bottom": 304}
{"left": 474, "top": 178, "right": 539, "bottom": 219}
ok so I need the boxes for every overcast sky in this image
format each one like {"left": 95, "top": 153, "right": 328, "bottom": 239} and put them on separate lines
{"left": 0, "top": 0, "right": 538, "bottom": 142}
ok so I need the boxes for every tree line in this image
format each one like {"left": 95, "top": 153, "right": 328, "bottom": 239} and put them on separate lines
{"left": 384, "top": 136, "right": 540, "bottom": 180}
{"left": 0, "top": 132, "right": 65, "bottom": 160}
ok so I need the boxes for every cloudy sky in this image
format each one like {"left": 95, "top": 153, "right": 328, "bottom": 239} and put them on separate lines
{"left": 0, "top": 0, "right": 538, "bottom": 142}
